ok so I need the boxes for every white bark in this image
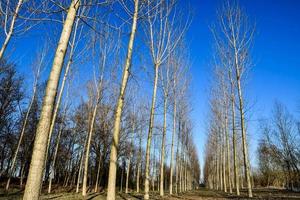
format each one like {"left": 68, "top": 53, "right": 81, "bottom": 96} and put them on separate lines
{"left": 0, "top": 0, "right": 23, "bottom": 59}
{"left": 144, "top": 65, "right": 159, "bottom": 199}
{"left": 23, "top": 1, "right": 80, "bottom": 199}
{"left": 106, "top": 1, "right": 139, "bottom": 199}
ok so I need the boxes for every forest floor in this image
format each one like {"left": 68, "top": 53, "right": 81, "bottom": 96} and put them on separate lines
{"left": 1, "top": 187, "right": 300, "bottom": 200}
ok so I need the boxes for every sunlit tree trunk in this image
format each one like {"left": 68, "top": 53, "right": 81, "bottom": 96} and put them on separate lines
{"left": 82, "top": 31, "right": 108, "bottom": 196}
{"left": 125, "top": 156, "right": 131, "bottom": 194}
{"left": 175, "top": 118, "right": 180, "bottom": 193}
{"left": 144, "top": 64, "right": 159, "bottom": 199}
{"left": 179, "top": 136, "right": 183, "bottom": 193}
{"left": 47, "top": 18, "right": 79, "bottom": 192}
{"left": 126, "top": 119, "right": 135, "bottom": 194}
{"left": 106, "top": 1, "right": 139, "bottom": 199}
{"left": 45, "top": 17, "right": 80, "bottom": 171}
{"left": 231, "top": 4, "right": 253, "bottom": 197}
{"left": 222, "top": 127, "right": 227, "bottom": 192}
{"left": 94, "top": 154, "right": 101, "bottom": 192}
{"left": 216, "top": 152, "right": 219, "bottom": 190}
{"left": 225, "top": 111, "right": 232, "bottom": 193}
{"left": 169, "top": 97, "right": 176, "bottom": 194}
{"left": 0, "top": 0, "right": 23, "bottom": 60}
{"left": 235, "top": 69, "right": 252, "bottom": 197}
{"left": 136, "top": 129, "right": 142, "bottom": 193}
{"left": 23, "top": 1, "right": 80, "bottom": 199}
{"left": 76, "top": 151, "right": 84, "bottom": 193}
{"left": 82, "top": 95, "right": 99, "bottom": 196}
{"left": 20, "top": 163, "right": 25, "bottom": 187}
{"left": 159, "top": 97, "right": 167, "bottom": 196}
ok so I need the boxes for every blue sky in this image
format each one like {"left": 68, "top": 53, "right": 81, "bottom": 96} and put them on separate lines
{"left": 187, "top": 0, "right": 300, "bottom": 173}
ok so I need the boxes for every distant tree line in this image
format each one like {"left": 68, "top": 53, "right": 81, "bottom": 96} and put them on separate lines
{"left": 254, "top": 102, "right": 300, "bottom": 190}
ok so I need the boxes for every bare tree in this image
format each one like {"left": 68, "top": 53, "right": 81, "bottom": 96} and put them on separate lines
{"left": 5, "top": 46, "right": 45, "bottom": 190}
{"left": 106, "top": 1, "right": 140, "bottom": 199}
{"left": 0, "top": 0, "right": 23, "bottom": 59}
{"left": 158, "top": 53, "right": 171, "bottom": 196}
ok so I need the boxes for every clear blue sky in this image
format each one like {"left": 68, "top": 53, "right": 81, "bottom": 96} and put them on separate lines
{"left": 187, "top": 0, "right": 300, "bottom": 173}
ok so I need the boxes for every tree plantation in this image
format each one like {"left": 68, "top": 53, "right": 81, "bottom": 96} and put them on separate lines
{"left": 0, "top": 0, "right": 300, "bottom": 200}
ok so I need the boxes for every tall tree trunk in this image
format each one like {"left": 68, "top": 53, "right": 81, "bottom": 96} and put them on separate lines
{"left": 169, "top": 98, "right": 176, "bottom": 195}
{"left": 82, "top": 35, "right": 107, "bottom": 196}
{"left": 82, "top": 96, "right": 99, "bottom": 196}
{"left": 136, "top": 130, "right": 142, "bottom": 193}
{"left": 179, "top": 142, "right": 182, "bottom": 193}
{"left": 45, "top": 17, "right": 79, "bottom": 168}
{"left": 20, "top": 163, "right": 25, "bottom": 187}
{"left": 223, "top": 128, "right": 227, "bottom": 192}
{"left": 120, "top": 164, "right": 124, "bottom": 192}
{"left": 175, "top": 119, "right": 180, "bottom": 194}
{"left": 0, "top": 0, "right": 23, "bottom": 60}
{"left": 94, "top": 154, "right": 101, "bottom": 192}
{"left": 236, "top": 77, "right": 252, "bottom": 197}
{"left": 225, "top": 111, "right": 232, "bottom": 193}
{"left": 230, "top": 76, "right": 240, "bottom": 195}
{"left": 126, "top": 119, "right": 135, "bottom": 194}
{"left": 159, "top": 97, "right": 167, "bottom": 196}
{"left": 232, "top": 26, "right": 253, "bottom": 196}
{"left": 125, "top": 158, "right": 131, "bottom": 194}
{"left": 23, "top": 1, "right": 80, "bottom": 199}
{"left": 106, "top": 1, "right": 139, "bottom": 199}
{"left": 216, "top": 152, "right": 219, "bottom": 190}
{"left": 76, "top": 151, "right": 84, "bottom": 193}
{"left": 144, "top": 64, "right": 159, "bottom": 200}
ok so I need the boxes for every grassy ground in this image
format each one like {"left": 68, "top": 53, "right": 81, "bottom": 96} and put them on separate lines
{"left": 1, "top": 187, "right": 300, "bottom": 200}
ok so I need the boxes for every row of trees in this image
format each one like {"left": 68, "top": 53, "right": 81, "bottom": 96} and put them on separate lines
{"left": 0, "top": 0, "right": 200, "bottom": 200}
{"left": 203, "top": 2, "right": 254, "bottom": 198}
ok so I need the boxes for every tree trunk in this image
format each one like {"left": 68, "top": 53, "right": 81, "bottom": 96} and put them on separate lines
{"left": 175, "top": 119, "right": 180, "bottom": 194}
{"left": 45, "top": 17, "right": 79, "bottom": 167}
{"left": 126, "top": 119, "right": 135, "bottom": 194}
{"left": 159, "top": 97, "right": 167, "bottom": 196}
{"left": 232, "top": 27, "right": 253, "bottom": 196}
{"left": 169, "top": 98, "right": 176, "bottom": 195}
{"left": 230, "top": 78, "right": 240, "bottom": 195}
{"left": 23, "top": 1, "right": 80, "bottom": 199}
{"left": 48, "top": 124, "right": 63, "bottom": 193}
{"left": 106, "top": 1, "right": 139, "bottom": 199}
{"left": 144, "top": 64, "right": 159, "bottom": 200}
{"left": 125, "top": 158, "right": 131, "bottom": 194}
{"left": 94, "top": 154, "right": 101, "bottom": 192}
{"left": 20, "top": 163, "right": 25, "bottom": 188}
{"left": 223, "top": 128, "right": 227, "bottom": 192}
{"left": 76, "top": 151, "right": 84, "bottom": 193}
{"left": 225, "top": 111, "right": 232, "bottom": 193}
{"left": 82, "top": 99, "right": 99, "bottom": 196}
{"left": 136, "top": 130, "right": 142, "bottom": 193}
{"left": 0, "top": 0, "right": 23, "bottom": 60}
{"left": 236, "top": 77, "right": 252, "bottom": 197}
